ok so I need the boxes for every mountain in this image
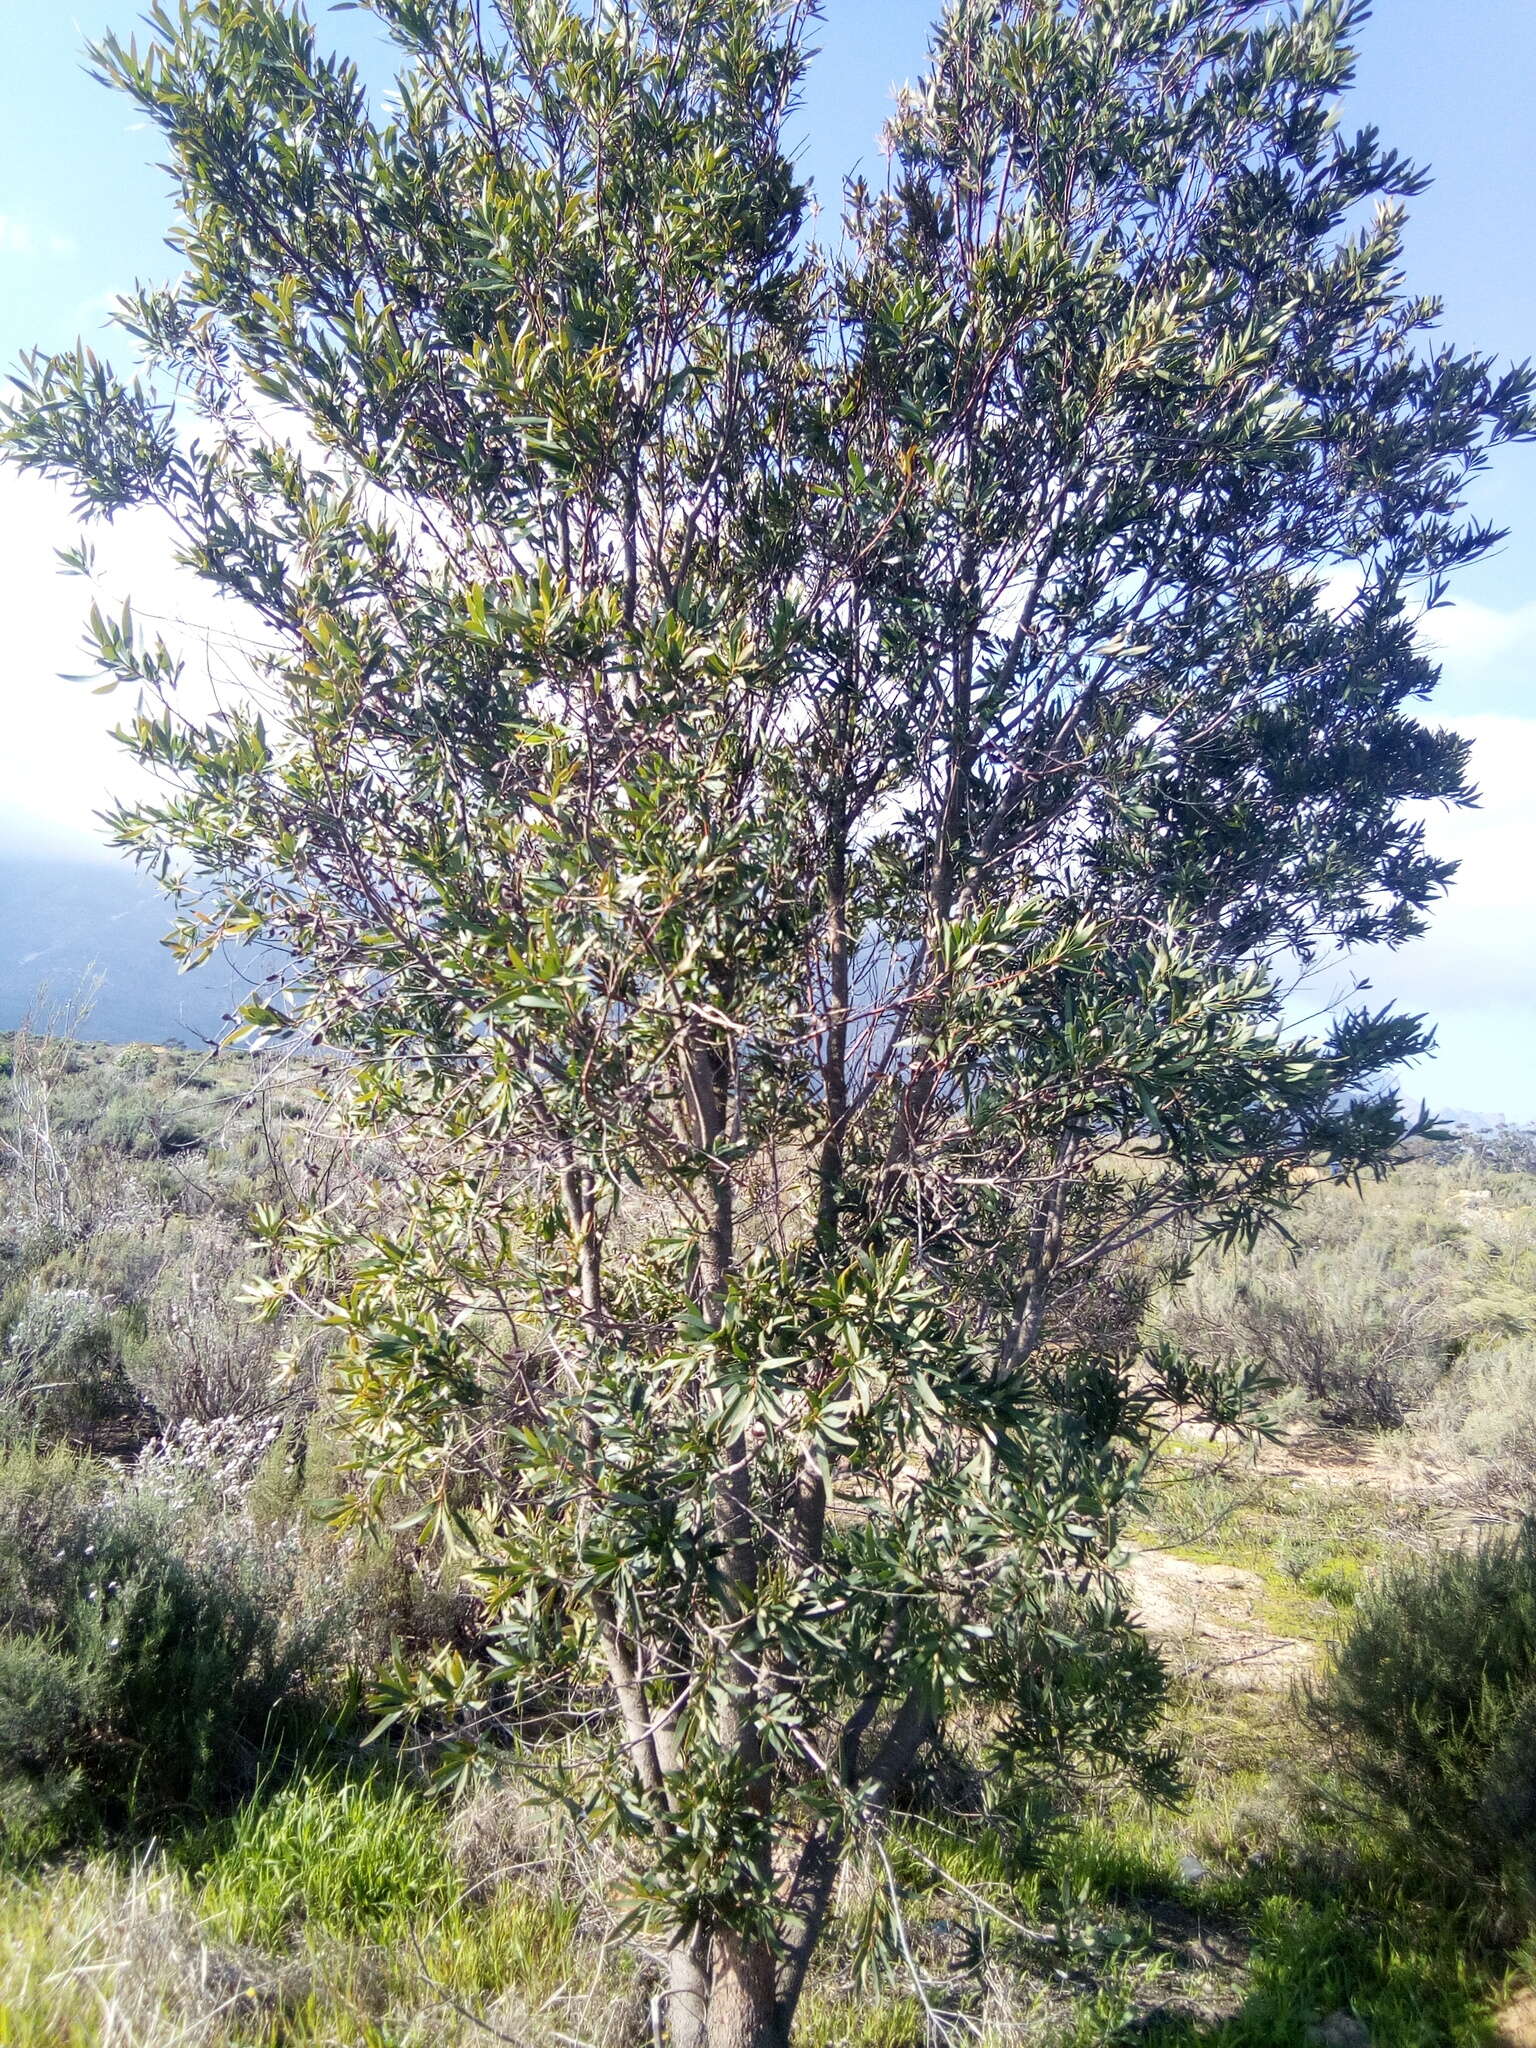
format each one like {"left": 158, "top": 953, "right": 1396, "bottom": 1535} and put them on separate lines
{"left": 1442, "top": 1109, "right": 1536, "bottom": 1135}
{"left": 0, "top": 859, "right": 1526, "bottom": 1132}
{"left": 0, "top": 853, "right": 248, "bottom": 1044}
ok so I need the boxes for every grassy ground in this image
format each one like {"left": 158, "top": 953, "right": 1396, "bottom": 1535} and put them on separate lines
{"left": 0, "top": 1023, "right": 1523, "bottom": 2044}
{"left": 0, "top": 1450, "right": 1516, "bottom": 2048}
{"left": 0, "top": 1718, "right": 1504, "bottom": 2046}
{"left": 1131, "top": 1437, "right": 1444, "bottom": 1642}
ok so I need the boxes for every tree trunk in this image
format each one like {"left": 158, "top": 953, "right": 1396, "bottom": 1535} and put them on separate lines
{"left": 706, "top": 1931, "right": 785, "bottom": 2048}
{"left": 667, "top": 1931, "right": 709, "bottom": 2048}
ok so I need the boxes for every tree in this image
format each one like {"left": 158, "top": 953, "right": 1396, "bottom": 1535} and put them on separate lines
{"left": 5, "top": 0, "right": 1529, "bottom": 2039}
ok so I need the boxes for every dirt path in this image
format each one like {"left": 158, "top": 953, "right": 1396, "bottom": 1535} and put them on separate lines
{"left": 1124, "top": 1419, "right": 1487, "bottom": 1691}
{"left": 1122, "top": 1546, "right": 1315, "bottom": 1691}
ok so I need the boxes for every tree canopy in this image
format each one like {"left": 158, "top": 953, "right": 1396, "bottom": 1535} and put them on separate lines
{"left": 5, "top": 0, "right": 1530, "bottom": 2041}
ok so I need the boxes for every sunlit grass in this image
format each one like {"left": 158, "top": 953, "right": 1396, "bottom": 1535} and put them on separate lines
{"left": 0, "top": 1772, "right": 628, "bottom": 2048}
{"left": 0, "top": 1789, "right": 1512, "bottom": 2048}
{"left": 1179, "top": 1894, "right": 1493, "bottom": 2047}
{"left": 1129, "top": 1444, "right": 1446, "bottom": 1647}
{"left": 193, "top": 1772, "right": 457, "bottom": 1948}
{"left": 0, "top": 1641, "right": 1519, "bottom": 2048}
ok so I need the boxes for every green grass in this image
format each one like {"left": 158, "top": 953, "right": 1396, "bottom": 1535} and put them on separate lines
{"left": 869, "top": 1763, "right": 1505, "bottom": 2045}
{"left": 0, "top": 1770, "right": 619, "bottom": 2046}
{"left": 827, "top": 1436, "right": 1515, "bottom": 2048}
{"left": 0, "top": 1740, "right": 1518, "bottom": 2047}
{"left": 1130, "top": 1445, "right": 1442, "bottom": 1644}
{"left": 796, "top": 1990, "right": 929, "bottom": 2047}
{"left": 1136, "top": 1893, "right": 1494, "bottom": 2046}
{"left": 188, "top": 1769, "right": 588, "bottom": 2018}
{"left": 193, "top": 1772, "right": 459, "bottom": 1947}
{"left": 0, "top": 1432, "right": 1513, "bottom": 2048}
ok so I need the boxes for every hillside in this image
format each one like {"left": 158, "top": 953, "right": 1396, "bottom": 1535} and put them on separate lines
{"left": 0, "top": 855, "right": 244, "bottom": 1045}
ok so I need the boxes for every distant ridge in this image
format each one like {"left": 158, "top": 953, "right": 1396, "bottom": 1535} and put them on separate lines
{"left": 1443, "top": 1109, "right": 1536, "bottom": 1135}
{"left": 0, "top": 857, "right": 1525, "bottom": 1128}
{"left": 0, "top": 853, "right": 249, "bottom": 1044}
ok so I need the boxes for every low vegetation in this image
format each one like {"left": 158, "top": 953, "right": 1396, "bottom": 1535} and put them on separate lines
{"left": 0, "top": 1439, "right": 320, "bottom": 1843}
{"left": 1305, "top": 1520, "right": 1536, "bottom": 1937}
{"left": 2, "top": 1030, "right": 1536, "bottom": 2042}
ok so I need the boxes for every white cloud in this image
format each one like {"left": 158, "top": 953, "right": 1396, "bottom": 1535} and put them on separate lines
{"left": 1417, "top": 593, "right": 1536, "bottom": 694}
{"left": 1322, "top": 714, "right": 1536, "bottom": 1115}
{"left": 0, "top": 214, "right": 78, "bottom": 261}
{"left": 0, "top": 468, "right": 263, "bottom": 859}
{"left": 1, "top": 463, "right": 1532, "bottom": 1106}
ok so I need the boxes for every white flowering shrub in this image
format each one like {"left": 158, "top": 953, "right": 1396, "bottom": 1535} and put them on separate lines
{"left": 125, "top": 1414, "right": 286, "bottom": 1516}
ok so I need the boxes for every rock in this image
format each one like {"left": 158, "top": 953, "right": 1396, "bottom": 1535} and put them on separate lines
{"left": 1305, "top": 2014, "right": 1371, "bottom": 2048}
{"left": 1121, "top": 1547, "right": 1316, "bottom": 1692}
{"left": 1176, "top": 1852, "right": 1210, "bottom": 1884}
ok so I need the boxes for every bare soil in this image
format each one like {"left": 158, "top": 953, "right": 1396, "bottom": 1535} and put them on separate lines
{"left": 1122, "top": 1546, "right": 1315, "bottom": 1691}
{"left": 1125, "top": 1417, "right": 1501, "bottom": 1691}
{"left": 1493, "top": 1990, "right": 1536, "bottom": 2047}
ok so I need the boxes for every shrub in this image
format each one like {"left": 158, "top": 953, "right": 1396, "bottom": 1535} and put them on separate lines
{"left": 0, "top": 1285, "right": 136, "bottom": 1440}
{"left": 95, "top": 1090, "right": 207, "bottom": 1159}
{"left": 1154, "top": 1160, "right": 1536, "bottom": 1433}
{"left": 0, "top": 1443, "right": 321, "bottom": 1833}
{"left": 1423, "top": 1338, "right": 1536, "bottom": 1511}
{"left": 118, "top": 1218, "right": 290, "bottom": 1425}
{"left": 1158, "top": 1241, "right": 1449, "bottom": 1428}
{"left": 1304, "top": 1520, "right": 1536, "bottom": 1926}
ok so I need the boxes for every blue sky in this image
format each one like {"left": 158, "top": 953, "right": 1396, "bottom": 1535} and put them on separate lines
{"left": 0, "top": 1, "right": 1533, "bottom": 1111}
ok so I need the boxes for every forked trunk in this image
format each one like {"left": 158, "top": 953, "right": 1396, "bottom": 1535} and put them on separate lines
{"left": 705, "top": 1930, "right": 785, "bottom": 2048}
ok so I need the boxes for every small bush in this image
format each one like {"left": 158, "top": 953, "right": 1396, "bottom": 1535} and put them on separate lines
{"left": 0, "top": 1444, "right": 321, "bottom": 1833}
{"left": 0, "top": 1285, "right": 134, "bottom": 1439}
{"left": 95, "top": 1092, "right": 164, "bottom": 1158}
{"left": 118, "top": 1216, "right": 307, "bottom": 1425}
{"left": 1158, "top": 1246, "right": 1448, "bottom": 1428}
{"left": 1305, "top": 1520, "right": 1536, "bottom": 1926}
{"left": 1298, "top": 1554, "right": 1364, "bottom": 1609}
{"left": 1423, "top": 1338, "right": 1536, "bottom": 1511}
{"left": 1151, "top": 1157, "right": 1536, "bottom": 1431}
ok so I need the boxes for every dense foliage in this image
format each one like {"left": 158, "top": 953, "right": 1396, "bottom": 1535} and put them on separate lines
{"left": 0, "top": 1443, "right": 316, "bottom": 1837}
{"left": 1307, "top": 1521, "right": 1536, "bottom": 1931}
{"left": 5, "top": 0, "right": 1531, "bottom": 2039}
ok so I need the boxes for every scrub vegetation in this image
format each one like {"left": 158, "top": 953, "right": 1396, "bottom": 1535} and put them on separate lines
{"left": 1, "top": 1033, "right": 1535, "bottom": 2044}
{"left": 3, "top": 0, "right": 1535, "bottom": 2039}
